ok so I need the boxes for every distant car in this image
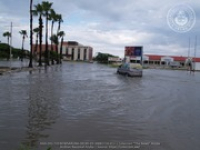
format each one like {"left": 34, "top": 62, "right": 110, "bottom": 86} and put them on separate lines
{"left": 169, "top": 61, "right": 181, "bottom": 68}
{"left": 117, "top": 63, "right": 143, "bottom": 77}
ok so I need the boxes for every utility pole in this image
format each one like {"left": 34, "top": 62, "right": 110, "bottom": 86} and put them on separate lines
{"left": 193, "top": 36, "right": 197, "bottom": 71}
{"left": 10, "top": 22, "right": 13, "bottom": 70}
{"left": 188, "top": 37, "right": 190, "bottom": 58}
{"left": 194, "top": 36, "right": 197, "bottom": 58}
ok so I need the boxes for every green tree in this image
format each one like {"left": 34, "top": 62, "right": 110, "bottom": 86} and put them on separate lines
{"left": 3, "top": 31, "right": 11, "bottom": 46}
{"left": 19, "top": 30, "right": 28, "bottom": 61}
{"left": 49, "top": 9, "right": 58, "bottom": 65}
{"left": 57, "top": 14, "right": 63, "bottom": 34}
{"left": 57, "top": 31, "right": 65, "bottom": 64}
{"left": 95, "top": 52, "right": 118, "bottom": 63}
{"left": 32, "top": 3, "right": 43, "bottom": 66}
{"left": 56, "top": 14, "right": 63, "bottom": 64}
{"left": 50, "top": 34, "right": 59, "bottom": 63}
{"left": 41, "top": 1, "right": 53, "bottom": 66}
{"left": 2, "top": 31, "right": 11, "bottom": 60}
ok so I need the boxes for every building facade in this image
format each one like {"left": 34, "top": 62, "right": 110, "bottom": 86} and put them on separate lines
{"left": 142, "top": 55, "right": 200, "bottom": 66}
{"left": 62, "top": 41, "right": 93, "bottom": 61}
{"left": 32, "top": 41, "right": 93, "bottom": 62}
{"left": 123, "top": 47, "right": 200, "bottom": 70}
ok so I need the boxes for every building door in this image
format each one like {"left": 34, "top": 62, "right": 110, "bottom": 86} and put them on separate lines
{"left": 71, "top": 48, "right": 74, "bottom": 60}
{"left": 78, "top": 49, "right": 80, "bottom": 60}
{"left": 84, "top": 49, "right": 87, "bottom": 60}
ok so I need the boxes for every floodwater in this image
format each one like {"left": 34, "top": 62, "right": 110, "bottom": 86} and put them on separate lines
{"left": 0, "top": 62, "right": 200, "bottom": 150}
{"left": 0, "top": 59, "right": 37, "bottom": 68}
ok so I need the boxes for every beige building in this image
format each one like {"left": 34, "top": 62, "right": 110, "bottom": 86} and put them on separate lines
{"left": 61, "top": 41, "right": 93, "bottom": 61}
{"left": 32, "top": 41, "right": 93, "bottom": 62}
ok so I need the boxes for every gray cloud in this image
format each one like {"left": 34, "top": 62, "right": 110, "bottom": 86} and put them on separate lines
{"left": 0, "top": 0, "right": 199, "bottom": 57}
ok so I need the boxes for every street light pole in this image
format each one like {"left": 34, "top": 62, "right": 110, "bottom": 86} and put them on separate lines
{"left": 10, "top": 22, "right": 13, "bottom": 70}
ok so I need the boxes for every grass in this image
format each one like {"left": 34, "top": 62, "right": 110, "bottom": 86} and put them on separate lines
{"left": 108, "top": 63, "right": 121, "bottom": 68}
{"left": 18, "top": 145, "right": 51, "bottom": 150}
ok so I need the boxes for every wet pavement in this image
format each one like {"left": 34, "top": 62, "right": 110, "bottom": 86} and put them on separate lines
{"left": 0, "top": 62, "right": 200, "bottom": 150}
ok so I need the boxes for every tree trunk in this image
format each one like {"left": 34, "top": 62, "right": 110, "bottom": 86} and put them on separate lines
{"left": 21, "top": 37, "right": 24, "bottom": 62}
{"left": 56, "top": 44, "right": 59, "bottom": 64}
{"left": 45, "top": 14, "right": 49, "bottom": 66}
{"left": 39, "top": 14, "right": 42, "bottom": 67}
{"left": 51, "top": 21, "right": 54, "bottom": 65}
{"left": 7, "top": 37, "right": 10, "bottom": 61}
{"left": 28, "top": 0, "right": 33, "bottom": 68}
{"left": 59, "top": 37, "right": 63, "bottom": 64}
{"left": 34, "top": 34, "right": 38, "bottom": 60}
{"left": 57, "top": 20, "right": 61, "bottom": 34}
{"left": 7, "top": 37, "right": 9, "bottom": 46}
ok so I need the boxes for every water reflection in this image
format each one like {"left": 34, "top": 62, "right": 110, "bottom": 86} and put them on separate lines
{"left": 0, "top": 63, "right": 200, "bottom": 150}
{"left": 22, "top": 68, "right": 61, "bottom": 148}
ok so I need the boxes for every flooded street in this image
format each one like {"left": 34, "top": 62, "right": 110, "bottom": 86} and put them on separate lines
{"left": 0, "top": 62, "right": 200, "bottom": 150}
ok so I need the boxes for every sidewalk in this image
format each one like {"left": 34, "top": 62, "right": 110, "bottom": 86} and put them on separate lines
{"left": 0, "top": 66, "right": 41, "bottom": 75}
{"left": 0, "top": 67, "right": 11, "bottom": 75}
{"left": 0, "top": 59, "right": 39, "bottom": 75}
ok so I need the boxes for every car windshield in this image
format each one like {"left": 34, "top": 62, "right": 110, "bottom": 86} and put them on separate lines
{"left": 130, "top": 63, "right": 142, "bottom": 69}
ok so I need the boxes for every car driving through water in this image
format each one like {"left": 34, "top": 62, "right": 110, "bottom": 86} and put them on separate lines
{"left": 117, "top": 63, "right": 143, "bottom": 77}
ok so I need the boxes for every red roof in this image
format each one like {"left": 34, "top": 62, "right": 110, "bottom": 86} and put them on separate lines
{"left": 172, "top": 56, "right": 186, "bottom": 61}
{"left": 146, "top": 55, "right": 162, "bottom": 61}
{"left": 32, "top": 44, "right": 57, "bottom": 52}
{"left": 193, "top": 58, "right": 200, "bottom": 62}
{"left": 145, "top": 54, "right": 200, "bottom": 62}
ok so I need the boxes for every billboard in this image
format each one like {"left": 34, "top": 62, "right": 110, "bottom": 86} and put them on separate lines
{"left": 125, "top": 46, "right": 143, "bottom": 57}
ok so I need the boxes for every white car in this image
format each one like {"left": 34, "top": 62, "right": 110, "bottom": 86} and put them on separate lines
{"left": 117, "top": 63, "right": 143, "bottom": 77}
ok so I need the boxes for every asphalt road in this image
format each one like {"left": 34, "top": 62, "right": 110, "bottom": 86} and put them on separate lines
{"left": 0, "top": 62, "right": 200, "bottom": 150}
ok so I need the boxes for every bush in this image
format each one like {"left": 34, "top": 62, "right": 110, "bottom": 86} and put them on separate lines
{"left": 94, "top": 52, "right": 118, "bottom": 63}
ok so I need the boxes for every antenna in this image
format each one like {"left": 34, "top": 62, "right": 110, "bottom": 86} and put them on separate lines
{"left": 188, "top": 37, "right": 190, "bottom": 58}
{"left": 194, "top": 36, "right": 197, "bottom": 58}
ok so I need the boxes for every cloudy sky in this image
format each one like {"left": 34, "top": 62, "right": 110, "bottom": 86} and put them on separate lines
{"left": 0, "top": 0, "right": 200, "bottom": 58}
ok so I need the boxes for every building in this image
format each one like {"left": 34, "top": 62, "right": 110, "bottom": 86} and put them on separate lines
{"left": 123, "top": 46, "right": 200, "bottom": 70}
{"left": 32, "top": 41, "right": 93, "bottom": 62}
{"left": 62, "top": 41, "right": 93, "bottom": 61}
{"left": 143, "top": 55, "right": 200, "bottom": 67}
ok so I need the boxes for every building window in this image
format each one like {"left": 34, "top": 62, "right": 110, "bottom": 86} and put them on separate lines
{"left": 161, "top": 61, "right": 166, "bottom": 65}
{"left": 130, "top": 60, "right": 137, "bottom": 63}
{"left": 130, "top": 60, "right": 140, "bottom": 63}
{"left": 78, "top": 49, "right": 80, "bottom": 60}
{"left": 66, "top": 48, "right": 68, "bottom": 55}
{"left": 149, "top": 61, "right": 153, "bottom": 64}
{"left": 84, "top": 49, "right": 87, "bottom": 60}
{"left": 180, "top": 62, "right": 184, "bottom": 66}
{"left": 71, "top": 48, "right": 74, "bottom": 60}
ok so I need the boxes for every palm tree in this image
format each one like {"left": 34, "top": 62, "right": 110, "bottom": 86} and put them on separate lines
{"left": 33, "top": 27, "right": 40, "bottom": 60}
{"left": 49, "top": 9, "right": 58, "bottom": 64}
{"left": 2, "top": 31, "right": 11, "bottom": 60}
{"left": 50, "top": 34, "right": 59, "bottom": 63}
{"left": 57, "top": 31, "right": 65, "bottom": 64}
{"left": 32, "top": 3, "right": 43, "bottom": 66}
{"left": 3, "top": 31, "right": 11, "bottom": 46}
{"left": 41, "top": 1, "right": 53, "bottom": 66}
{"left": 55, "top": 14, "right": 63, "bottom": 64}
{"left": 29, "top": 0, "right": 33, "bottom": 68}
{"left": 57, "top": 14, "right": 63, "bottom": 34}
{"left": 19, "top": 30, "right": 28, "bottom": 61}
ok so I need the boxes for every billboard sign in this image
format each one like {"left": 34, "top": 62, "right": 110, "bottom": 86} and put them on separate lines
{"left": 125, "top": 46, "right": 143, "bottom": 57}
